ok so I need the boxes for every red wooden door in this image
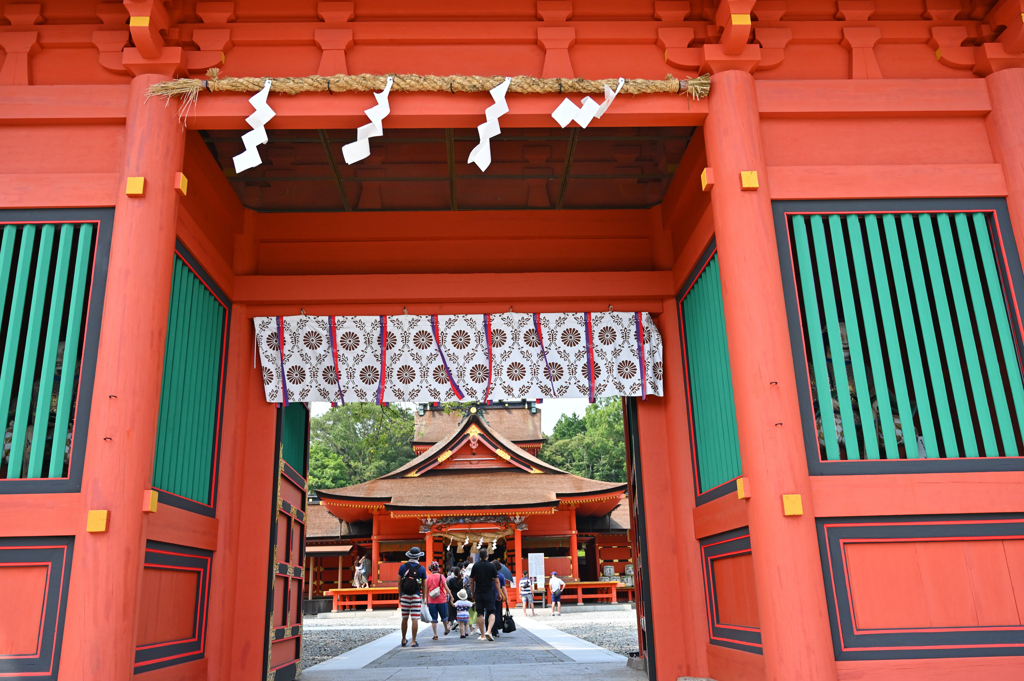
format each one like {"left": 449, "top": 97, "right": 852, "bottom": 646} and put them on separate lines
{"left": 624, "top": 397, "right": 654, "bottom": 678}
{"left": 262, "top": 404, "right": 309, "bottom": 681}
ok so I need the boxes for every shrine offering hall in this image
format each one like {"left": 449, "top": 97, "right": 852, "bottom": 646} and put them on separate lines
{"left": 3, "top": 2, "right": 1024, "bottom": 681}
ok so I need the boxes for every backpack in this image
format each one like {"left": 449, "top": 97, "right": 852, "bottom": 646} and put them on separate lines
{"left": 401, "top": 562, "right": 422, "bottom": 596}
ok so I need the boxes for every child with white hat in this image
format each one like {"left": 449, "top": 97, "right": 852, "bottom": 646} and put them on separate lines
{"left": 454, "top": 589, "right": 474, "bottom": 638}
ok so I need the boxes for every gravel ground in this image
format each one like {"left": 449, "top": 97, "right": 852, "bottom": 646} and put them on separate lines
{"left": 530, "top": 609, "right": 641, "bottom": 656}
{"left": 301, "top": 621, "right": 395, "bottom": 670}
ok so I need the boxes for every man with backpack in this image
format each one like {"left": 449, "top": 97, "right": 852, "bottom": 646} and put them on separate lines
{"left": 397, "top": 547, "right": 427, "bottom": 647}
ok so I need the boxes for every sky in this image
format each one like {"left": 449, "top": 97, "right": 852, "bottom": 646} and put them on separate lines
{"left": 309, "top": 397, "right": 590, "bottom": 436}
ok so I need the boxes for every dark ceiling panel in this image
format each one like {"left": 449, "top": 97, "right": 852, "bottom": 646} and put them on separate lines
{"left": 201, "top": 126, "right": 693, "bottom": 212}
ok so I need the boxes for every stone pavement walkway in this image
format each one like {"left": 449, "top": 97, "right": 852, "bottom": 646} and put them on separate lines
{"left": 302, "top": 616, "right": 647, "bottom": 681}
{"left": 367, "top": 626, "right": 572, "bottom": 667}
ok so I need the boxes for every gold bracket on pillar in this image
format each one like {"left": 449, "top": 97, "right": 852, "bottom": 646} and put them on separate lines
{"left": 142, "top": 489, "right": 159, "bottom": 513}
{"left": 740, "top": 171, "right": 759, "bottom": 190}
{"left": 87, "top": 510, "right": 111, "bottom": 532}
{"left": 782, "top": 494, "right": 803, "bottom": 516}
{"left": 701, "top": 167, "right": 715, "bottom": 191}
{"left": 174, "top": 172, "right": 188, "bottom": 197}
{"left": 126, "top": 177, "right": 146, "bottom": 197}
{"left": 737, "top": 477, "right": 751, "bottom": 499}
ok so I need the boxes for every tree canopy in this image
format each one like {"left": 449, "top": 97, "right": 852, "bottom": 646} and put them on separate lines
{"left": 539, "top": 398, "right": 627, "bottom": 482}
{"left": 307, "top": 404, "right": 416, "bottom": 491}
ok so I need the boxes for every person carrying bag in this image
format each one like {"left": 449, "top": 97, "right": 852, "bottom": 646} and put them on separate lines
{"left": 502, "top": 603, "right": 516, "bottom": 633}
{"left": 397, "top": 547, "right": 427, "bottom": 647}
{"left": 424, "top": 561, "right": 451, "bottom": 638}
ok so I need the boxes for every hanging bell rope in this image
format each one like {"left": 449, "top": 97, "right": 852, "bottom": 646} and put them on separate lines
{"left": 147, "top": 68, "right": 711, "bottom": 106}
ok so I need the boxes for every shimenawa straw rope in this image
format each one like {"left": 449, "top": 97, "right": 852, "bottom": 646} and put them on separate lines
{"left": 148, "top": 69, "right": 711, "bottom": 115}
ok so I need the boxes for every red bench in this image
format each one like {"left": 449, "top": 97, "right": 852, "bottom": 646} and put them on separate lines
{"left": 555, "top": 581, "right": 619, "bottom": 604}
{"left": 328, "top": 587, "right": 400, "bottom": 612}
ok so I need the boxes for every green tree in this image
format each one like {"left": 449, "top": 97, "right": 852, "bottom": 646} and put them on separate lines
{"left": 540, "top": 398, "right": 626, "bottom": 482}
{"left": 307, "top": 404, "right": 416, "bottom": 491}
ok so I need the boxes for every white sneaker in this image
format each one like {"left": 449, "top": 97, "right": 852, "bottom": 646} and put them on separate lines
{"left": 485, "top": 632, "right": 494, "bottom": 641}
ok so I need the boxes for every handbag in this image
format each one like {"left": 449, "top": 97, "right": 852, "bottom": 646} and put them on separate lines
{"left": 420, "top": 603, "right": 432, "bottom": 624}
{"left": 502, "top": 605, "right": 516, "bottom": 633}
{"left": 467, "top": 606, "right": 477, "bottom": 622}
{"left": 428, "top": 574, "right": 442, "bottom": 599}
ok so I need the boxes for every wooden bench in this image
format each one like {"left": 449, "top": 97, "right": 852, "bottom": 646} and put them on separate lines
{"left": 328, "top": 587, "right": 400, "bottom": 612}
{"left": 555, "top": 581, "right": 619, "bottom": 604}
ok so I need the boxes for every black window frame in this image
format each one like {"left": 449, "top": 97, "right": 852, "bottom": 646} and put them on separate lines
{"left": 151, "top": 241, "right": 232, "bottom": 517}
{"left": 0, "top": 208, "right": 112, "bottom": 495}
{"left": 773, "top": 198, "right": 1024, "bottom": 476}
{"left": 676, "top": 237, "right": 742, "bottom": 504}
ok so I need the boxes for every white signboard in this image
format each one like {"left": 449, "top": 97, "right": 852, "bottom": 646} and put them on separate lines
{"left": 528, "top": 553, "right": 546, "bottom": 582}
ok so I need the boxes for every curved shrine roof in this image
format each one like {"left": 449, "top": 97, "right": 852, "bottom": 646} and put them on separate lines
{"left": 412, "top": 404, "right": 544, "bottom": 445}
{"left": 318, "top": 410, "right": 624, "bottom": 523}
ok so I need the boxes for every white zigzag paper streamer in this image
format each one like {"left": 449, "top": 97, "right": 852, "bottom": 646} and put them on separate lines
{"left": 342, "top": 76, "right": 394, "bottom": 165}
{"left": 467, "top": 77, "right": 511, "bottom": 171}
{"left": 232, "top": 80, "right": 276, "bottom": 174}
{"left": 551, "top": 77, "right": 625, "bottom": 129}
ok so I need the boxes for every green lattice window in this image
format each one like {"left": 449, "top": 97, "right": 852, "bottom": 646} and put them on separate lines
{"left": 0, "top": 222, "right": 95, "bottom": 480}
{"left": 279, "top": 402, "right": 307, "bottom": 475}
{"left": 152, "top": 250, "right": 228, "bottom": 508}
{"left": 678, "top": 248, "right": 742, "bottom": 497}
{"left": 789, "top": 211, "right": 1024, "bottom": 461}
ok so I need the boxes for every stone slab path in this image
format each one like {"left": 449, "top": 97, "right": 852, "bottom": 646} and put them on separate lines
{"left": 302, "top": 616, "right": 646, "bottom": 681}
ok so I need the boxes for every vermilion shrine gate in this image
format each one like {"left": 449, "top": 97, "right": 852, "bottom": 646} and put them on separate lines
{"left": 2, "top": 2, "right": 1024, "bottom": 681}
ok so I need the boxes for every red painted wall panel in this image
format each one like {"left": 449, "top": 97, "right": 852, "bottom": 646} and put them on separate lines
{"left": 524, "top": 511, "right": 572, "bottom": 535}
{"left": 0, "top": 125, "right": 125, "bottom": 174}
{"left": 0, "top": 564, "right": 48, "bottom": 655}
{"left": 713, "top": 553, "right": 760, "bottom": 629}
{"left": 761, "top": 118, "right": 994, "bottom": 168}
{"left": 845, "top": 540, "right": 1024, "bottom": 631}
{"left": 136, "top": 568, "right": 200, "bottom": 647}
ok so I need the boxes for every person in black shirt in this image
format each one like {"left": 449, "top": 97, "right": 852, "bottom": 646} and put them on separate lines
{"left": 468, "top": 549, "right": 500, "bottom": 641}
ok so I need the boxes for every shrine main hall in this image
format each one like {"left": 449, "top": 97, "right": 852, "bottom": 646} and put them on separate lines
{"left": 306, "top": 401, "right": 636, "bottom": 609}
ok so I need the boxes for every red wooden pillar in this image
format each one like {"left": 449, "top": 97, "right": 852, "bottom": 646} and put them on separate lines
{"left": 425, "top": 531, "right": 434, "bottom": 565}
{"left": 986, "top": 68, "right": 1024, "bottom": 255}
{"left": 370, "top": 514, "right": 380, "bottom": 585}
{"left": 704, "top": 69, "right": 838, "bottom": 681}
{"left": 635, "top": 396, "right": 701, "bottom": 677}
{"left": 65, "top": 73, "right": 185, "bottom": 680}
{"left": 514, "top": 525, "right": 523, "bottom": 605}
{"left": 569, "top": 510, "right": 579, "bottom": 580}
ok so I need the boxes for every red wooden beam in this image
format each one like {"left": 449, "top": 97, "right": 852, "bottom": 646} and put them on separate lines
{"left": 233, "top": 271, "right": 674, "bottom": 305}
{"left": 755, "top": 79, "right": 991, "bottom": 118}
